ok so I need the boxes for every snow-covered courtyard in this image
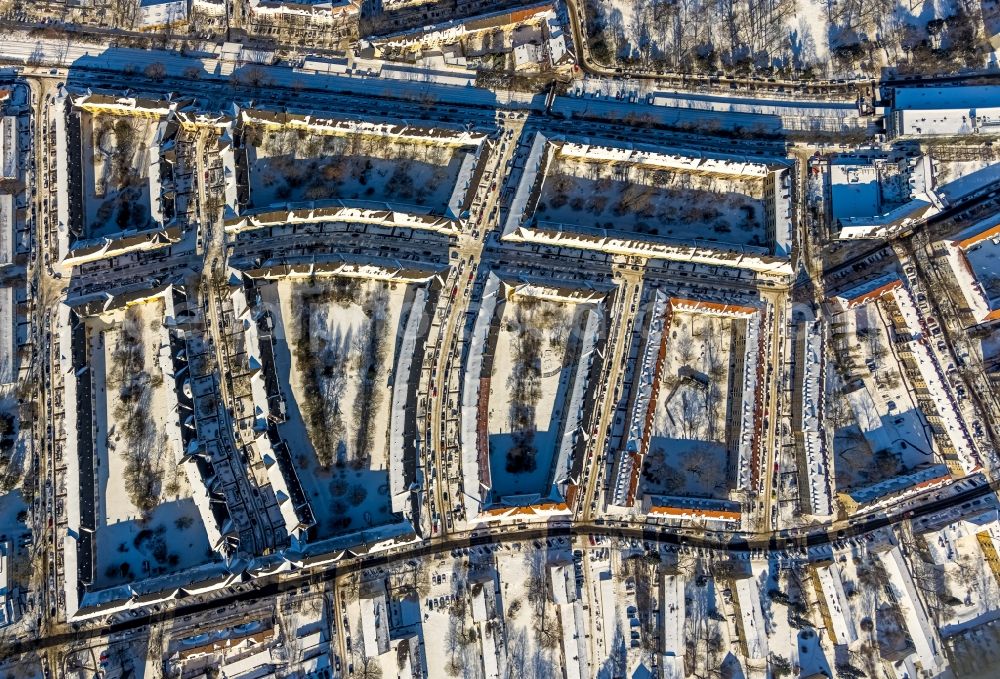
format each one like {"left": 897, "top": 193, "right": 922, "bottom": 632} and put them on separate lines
{"left": 639, "top": 311, "right": 736, "bottom": 500}
{"left": 535, "top": 152, "right": 768, "bottom": 248}
{"left": 89, "top": 300, "right": 212, "bottom": 587}
{"left": 79, "top": 111, "right": 159, "bottom": 237}
{"left": 486, "top": 292, "right": 601, "bottom": 501}
{"left": 245, "top": 125, "right": 468, "bottom": 212}
{"left": 494, "top": 544, "right": 571, "bottom": 677}
{"left": 266, "top": 276, "right": 424, "bottom": 538}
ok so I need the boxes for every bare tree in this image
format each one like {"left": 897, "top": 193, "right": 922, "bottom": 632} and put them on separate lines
{"left": 144, "top": 62, "right": 167, "bottom": 81}
{"left": 354, "top": 654, "right": 382, "bottom": 679}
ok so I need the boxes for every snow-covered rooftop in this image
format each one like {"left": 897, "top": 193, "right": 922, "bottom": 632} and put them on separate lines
{"left": 614, "top": 290, "right": 669, "bottom": 507}
{"left": 846, "top": 463, "right": 951, "bottom": 506}
{"left": 239, "top": 107, "right": 485, "bottom": 146}
{"left": 661, "top": 573, "right": 685, "bottom": 678}
{"left": 832, "top": 155, "right": 941, "bottom": 237}
{"left": 389, "top": 286, "right": 427, "bottom": 517}
{"left": 964, "top": 235, "right": 1000, "bottom": 309}
{"left": 461, "top": 273, "right": 501, "bottom": 519}
{"left": 0, "top": 116, "right": 17, "bottom": 179}
{"left": 359, "top": 582, "right": 390, "bottom": 657}
{"left": 558, "top": 140, "right": 778, "bottom": 177}
{"left": 894, "top": 86, "right": 1000, "bottom": 112}
{"left": 891, "top": 87, "right": 1000, "bottom": 137}
{"left": 736, "top": 310, "right": 763, "bottom": 492}
{"left": 832, "top": 273, "right": 902, "bottom": 309}
{"left": 815, "top": 563, "right": 858, "bottom": 646}
{"left": 734, "top": 576, "right": 768, "bottom": 659}
{"left": 0, "top": 193, "right": 12, "bottom": 268}
{"left": 54, "top": 90, "right": 72, "bottom": 260}
{"left": 797, "top": 318, "right": 833, "bottom": 518}
{"left": 225, "top": 200, "right": 459, "bottom": 235}
{"left": 877, "top": 543, "right": 946, "bottom": 672}
{"left": 829, "top": 162, "right": 880, "bottom": 219}
{"left": 248, "top": 0, "right": 359, "bottom": 17}
{"left": 446, "top": 151, "right": 478, "bottom": 220}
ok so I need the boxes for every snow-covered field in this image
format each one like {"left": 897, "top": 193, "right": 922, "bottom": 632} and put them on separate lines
{"left": 270, "top": 277, "right": 414, "bottom": 538}
{"left": 682, "top": 567, "right": 736, "bottom": 677}
{"left": 831, "top": 422, "right": 874, "bottom": 489}
{"left": 494, "top": 545, "right": 567, "bottom": 677}
{"left": 246, "top": 126, "right": 465, "bottom": 212}
{"left": 584, "top": 0, "right": 984, "bottom": 77}
{"left": 535, "top": 154, "right": 767, "bottom": 248}
{"left": 90, "top": 301, "right": 212, "bottom": 587}
{"left": 80, "top": 111, "right": 158, "bottom": 237}
{"left": 747, "top": 559, "right": 833, "bottom": 677}
{"left": 639, "top": 311, "right": 734, "bottom": 500}
{"left": 487, "top": 294, "right": 597, "bottom": 500}
{"left": 417, "top": 558, "right": 471, "bottom": 677}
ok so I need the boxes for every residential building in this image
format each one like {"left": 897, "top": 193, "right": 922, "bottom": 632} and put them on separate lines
{"left": 137, "top": 0, "right": 189, "bottom": 29}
